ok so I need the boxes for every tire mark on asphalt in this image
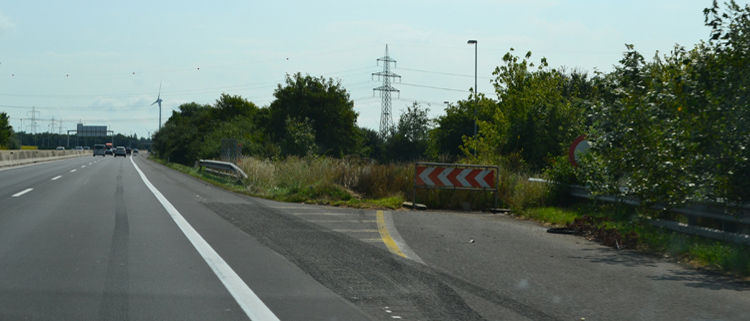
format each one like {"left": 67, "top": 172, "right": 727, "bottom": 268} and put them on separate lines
{"left": 434, "top": 270, "right": 560, "bottom": 321}
{"left": 207, "top": 201, "right": 486, "bottom": 321}
{"left": 98, "top": 163, "right": 130, "bottom": 321}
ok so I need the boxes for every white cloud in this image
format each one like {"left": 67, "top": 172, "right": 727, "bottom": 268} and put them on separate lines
{"left": 0, "top": 13, "right": 16, "bottom": 35}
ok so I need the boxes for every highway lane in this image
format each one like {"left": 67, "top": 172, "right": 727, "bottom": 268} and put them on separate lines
{"left": 0, "top": 155, "right": 371, "bottom": 320}
{"left": 390, "top": 211, "right": 750, "bottom": 320}
{"left": 5, "top": 154, "right": 748, "bottom": 320}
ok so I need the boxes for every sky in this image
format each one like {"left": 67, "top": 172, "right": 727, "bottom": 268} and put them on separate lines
{"left": 0, "top": 0, "right": 744, "bottom": 141}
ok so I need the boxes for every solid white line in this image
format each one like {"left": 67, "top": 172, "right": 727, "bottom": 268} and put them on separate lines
{"left": 51, "top": 175, "right": 62, "bottom": 181}
{"left": 70, "top": 169, "right": 77, "bottom": 173}
{"left": 129, "top": 156, "right": 279, "bottom": 321}
{"left": 12, "top": 188, "right": 33, "bottom": 197}
{"left": 81, "top": 165, "right": 86, "bottom": 168}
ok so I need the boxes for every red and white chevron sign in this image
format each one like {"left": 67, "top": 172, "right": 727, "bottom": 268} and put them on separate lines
{"left": 416, "top": 166, "right": 495, "bottom": 189}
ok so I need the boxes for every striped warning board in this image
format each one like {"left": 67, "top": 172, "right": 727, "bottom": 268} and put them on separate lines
{"left": 416, "top": 166, "right": 495, "bottom": 189}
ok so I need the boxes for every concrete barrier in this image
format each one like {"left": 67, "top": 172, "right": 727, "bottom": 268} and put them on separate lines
{"left": 0, "top": 150, "right": 90, "bottom": 168}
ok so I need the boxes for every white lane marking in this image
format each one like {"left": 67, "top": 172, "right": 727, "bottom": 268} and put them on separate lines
{"left": 51, "top": 175, "right": 62, "bottom": 181}
{"left": 70, "top": 169, "right": 77, "bottom": 173}
{"left": 81, "top": 165, "right": 86, "bottom": 168}
{"left": 88, "top": 162, "right": 92, "bottom": 165}
{"left": 12, "top": 188, "right": 33, "bottom": 197}
{"left": 129, "top": 156, "right": 280, "bottom": 321}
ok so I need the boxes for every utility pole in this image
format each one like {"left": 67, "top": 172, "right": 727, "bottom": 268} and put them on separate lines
{"left": 18, "top": 118, "right": 23, "bottom": 145}
{"left": 372, "top": 45, "right": 401, "bottom": 139}
{"left": 58, "top": 119, "right": 65, "bottom": 146}
{"left": 49, "top": 117, "right": 56, "bottom": 134}
{"left": 27, "top": 107, "right": 41, "bottom": 146}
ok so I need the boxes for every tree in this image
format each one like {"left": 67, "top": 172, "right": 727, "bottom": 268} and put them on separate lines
{"left": 211, "top": 93, "right": 259, "bottom": 122}
{"left": 384, "top": 102, "right": 432, "bottom": 162}
{"left": 578, "top": 1, "right": 750, "bottom": 206}
{"left": 281, "top": 116, "right": 317, "bottom": 157}
{"left": 268, "top": 73, "right": 360, "bottom": 157}
{"left": 428, "top": 94, "right": 495, "bottom": 161}
{"left": 152, "top": 102, "right": 212, "bottom": 164}
{"left": 460, "top": 50, "right": 588, "bottom": 168}
{"left": 0, "top": 112, "right": 20, "bottom": 150}
{"left": 151, "top": 94, "right": 268, "bottom": 164}
{"left": 358, "top": 126, "right": 385, "bottom": 160}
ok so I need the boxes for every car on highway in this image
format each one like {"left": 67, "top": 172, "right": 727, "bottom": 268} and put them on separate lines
{"left": 133, "top": 148, "right": 138, "bottom": 155}
{"left": 114, "top": 146, "right": 127, "bottom": 157}
{"left": 75, "top": 146, "right": 84, "bottom": 151}
{"left": 105, "top": 148, "right": 113, "bottom": 156}
{"left": 93, "top": 144, "right": 106, "bottom": 156}
{"left": 126, "top": 147, "right": 132, "bottom": 155}
{"left": 55, "top": 146, "right": 65, "bottom": 150}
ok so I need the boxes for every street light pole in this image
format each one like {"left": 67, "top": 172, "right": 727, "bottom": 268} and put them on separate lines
{"left": 467, "top": 39, "right": 478, "bottom": 158}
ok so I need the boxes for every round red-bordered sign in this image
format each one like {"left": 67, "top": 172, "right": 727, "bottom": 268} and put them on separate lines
{"left": 569, "top": 135, "right": 591, "bottom": 167}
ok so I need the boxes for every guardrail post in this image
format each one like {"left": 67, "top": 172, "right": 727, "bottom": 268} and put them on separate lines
{"left": 412, "top": 162, "right": 417, "bottom": 211}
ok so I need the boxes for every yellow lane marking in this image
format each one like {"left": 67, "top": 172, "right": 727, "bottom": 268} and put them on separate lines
{"left": 377, "top": 210, "right": 406, "bottom": 258}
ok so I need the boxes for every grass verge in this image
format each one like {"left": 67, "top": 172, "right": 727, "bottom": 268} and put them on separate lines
{"left": 517, "top": 201, "right": 750, "bottom": 278}
{"left": 151, "top": 156, "right": 405, "bottom": 210}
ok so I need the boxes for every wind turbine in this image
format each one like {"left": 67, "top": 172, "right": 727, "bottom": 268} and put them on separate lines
{"left": 151, "top": 82, "right": 163, "bottom": 130}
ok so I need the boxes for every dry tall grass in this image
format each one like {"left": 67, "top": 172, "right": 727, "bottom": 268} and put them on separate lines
{"left": 237, "top": 155, "right": 550, "bottom": 211}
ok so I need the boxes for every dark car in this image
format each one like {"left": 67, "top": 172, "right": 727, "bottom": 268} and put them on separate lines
{"left": 105, "top": 148, "right": 113, "bottom": 156}
{"left": 133, "top": 148, "right": 139, "bottom": 155}
{"left": 126, "top": 147, "right": 132, "bottom": 155}
{"left": 93, "top": 144, "right": 106, "bottom": 156}
{"left": 114, "top": 146, "right": 127, "bottom": 157}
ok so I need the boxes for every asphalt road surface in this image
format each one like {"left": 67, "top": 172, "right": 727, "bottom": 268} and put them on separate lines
{"left": 0, "top": 155, "right": 748, "bottom": 320}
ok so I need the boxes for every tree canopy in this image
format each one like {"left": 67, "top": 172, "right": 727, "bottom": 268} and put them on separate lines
{"left": 268, "top": 73, "right": 360, "bottom": 157}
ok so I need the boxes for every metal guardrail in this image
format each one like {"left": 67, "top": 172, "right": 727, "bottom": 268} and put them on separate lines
{"left": 197, "top": 160, "right": 248, "bottom": 180}
{"left": 533, "top": 179, "right": 750, "bottom": 245}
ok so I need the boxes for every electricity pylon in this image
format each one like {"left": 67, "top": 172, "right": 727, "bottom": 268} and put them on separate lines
{"left": 372, "top": 45, "right": 401, "bottom": 138}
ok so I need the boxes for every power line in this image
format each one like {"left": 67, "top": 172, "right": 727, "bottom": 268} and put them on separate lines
{"left": 399, "top": 82, "right": 469, "bottom": 93}
{"left": 398, "top": 67, "right": 493, "bottom": 80}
